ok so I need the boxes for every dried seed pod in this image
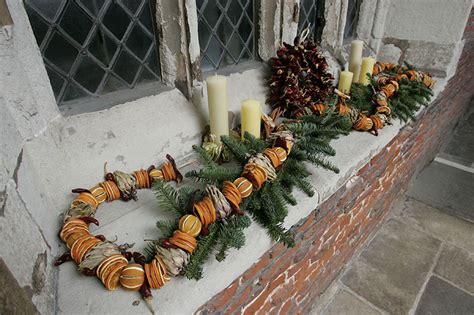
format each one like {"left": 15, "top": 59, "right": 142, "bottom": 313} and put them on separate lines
{"left": 267, "top": 31, "right": 334, "bottom": 118}
{"left": 113, "top": 171, "right": 137, "bottom": 201}
{"left": 154, "top": 245, "right": 190, "bottom": 277}
{"left": 79, "top": 241, "right": 121, "bottom": 271}
{"left": 206, "top": 185, "right": 232, "bottom": 220}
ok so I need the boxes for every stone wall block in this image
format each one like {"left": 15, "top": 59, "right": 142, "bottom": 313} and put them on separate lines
{"left": 384, "top": 0, "right": 471, "bottom": 45}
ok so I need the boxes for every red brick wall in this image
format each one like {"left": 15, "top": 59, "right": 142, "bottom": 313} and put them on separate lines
{"left": 197, "top": 11, "right": 474, "bottom": 315}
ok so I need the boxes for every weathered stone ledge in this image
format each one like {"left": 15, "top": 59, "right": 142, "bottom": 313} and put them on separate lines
{"left": 49, "top": 67, "right": 448, "bottom": 314}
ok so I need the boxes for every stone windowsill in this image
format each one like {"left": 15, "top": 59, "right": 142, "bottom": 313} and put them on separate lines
{"left": 52, "top": 66, "right": 447, "bottom": 314}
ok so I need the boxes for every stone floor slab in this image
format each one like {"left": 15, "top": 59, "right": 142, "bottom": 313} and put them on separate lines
{"left": 407, "top": 161, "right": 474, "bottom": 223}
{"left": 341, "top": 219, "right": 440, "bottom": 314}
{"left": 434, "top": 244, "right": 474, "bottom": 294}
{"left": 415, "top": 276, "right": 474, "bottom": 315}
{"left": 398, "top": 198, "right": 474, "bottom": 253}
{"left": 322, "top": 289, "right": 382, "bottom": 315}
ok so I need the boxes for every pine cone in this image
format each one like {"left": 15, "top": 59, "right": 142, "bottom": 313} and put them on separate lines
{"left": 267, "top": 35, "right": 334, "bottom": 118}
{"left": 155, "top": 245, "right": 190, "bottom": 277}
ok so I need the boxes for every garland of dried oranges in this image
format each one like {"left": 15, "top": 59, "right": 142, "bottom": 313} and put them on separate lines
{"left": 335, "top": 62, "right": 434, "bottom": 135}
{"left": 54, "top": 155, "right": 182, "bottom": 294}
{"left": 55, "top": 130, "right": 295, "bottom": 308}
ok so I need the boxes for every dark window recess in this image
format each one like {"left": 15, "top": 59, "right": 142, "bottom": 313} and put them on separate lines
{"left": 344, "top": 0, "right": 362, "bottom": 39}
{"left": 298, "top": 0, "right": 325, "bottom": 43}
{"left": 196, "top": 0, "right": 257, "bottom": 72}
{"left": 24, "top": 0, "right": 161, "bottom": 109}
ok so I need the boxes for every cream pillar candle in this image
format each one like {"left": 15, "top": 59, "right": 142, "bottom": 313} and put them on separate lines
{"left": 206, "top": 75, "right": 229, "bottom": 143}
{"left": 241, "top": 99, "right": 261, "bottom": 139}
{"left": 338, "top": 70, "right": 354, "bottom": 94}
{"left": 349, "top": 40, "right": 363, "bottom": 83}
{"left": 359, "top": 57, "right": 376, "bottom": 86}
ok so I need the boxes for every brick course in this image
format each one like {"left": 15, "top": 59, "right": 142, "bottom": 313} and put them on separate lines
{"left": 197, "top": 11, "right": 474, "bottom": 315}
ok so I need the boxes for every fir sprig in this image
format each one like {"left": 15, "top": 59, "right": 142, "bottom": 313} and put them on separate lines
{"left": 152, "top": 181, "right": 187, "bottom": 217}
{"left": 186, "top": 145, "right": 241, "bottom": 185}
{"left": 185, "top": 223, "right": 220, "bottom": 280}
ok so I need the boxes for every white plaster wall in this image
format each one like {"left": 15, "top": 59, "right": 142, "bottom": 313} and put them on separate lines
{"left": 0, "top": 0, "right": 470, "bottom": 314}
{"left": 380, "top": 0, "right": 471, "bottom": 77}
{"left": 384, "top": 0, "right": 471, "bottom": 45}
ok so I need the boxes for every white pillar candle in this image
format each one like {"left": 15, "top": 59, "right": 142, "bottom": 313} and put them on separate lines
{"left": 206, "top": 75, "right": 229, "bottom": 143}
{"left": 338, "top": 70, "right": 354, "bottom": 94}
{"left": 241, "top": 99, "right": 261, "bottom": 139}
{"left": 349, "top": 40, "right": 363, "bottom": 83}
{"left": 359, "top": 57, "right": 376, "bottom": 86}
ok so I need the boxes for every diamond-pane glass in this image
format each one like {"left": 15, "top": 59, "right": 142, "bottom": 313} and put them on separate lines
{"left": 197, "top": 0, "right": 257, "bottom": 72}
{"left": 24, "top": 0, "right": 161, "bottom": 108}
{"left": 298, "top": 0, "right": 325, "bottom": 42}
{"left": 344, "top": 0, "right": 362, "bottom": 39}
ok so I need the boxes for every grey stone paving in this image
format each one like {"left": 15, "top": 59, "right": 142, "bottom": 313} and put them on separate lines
{"left": 317, "top": 112, "right": 474, "bottom": 315}
{"left": 341, "top": 219, "right": 441, "bottom": 314}
{"left": 398, "top": 198, "right": 474, "bottom": 253}
{"left": 434, "top": 244, "right": 474, "bottom": 294}
{"left": 414, "top": 276, "right": 474, "bottom": 315}
{"left": 408, "top": 161, "right": 474, "bottom": 223}
{"left": 322, "top": 289, "right": 382, "bottom": 315}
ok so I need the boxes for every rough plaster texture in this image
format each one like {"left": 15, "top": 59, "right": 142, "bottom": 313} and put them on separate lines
{"left": 384, "top": 0, "right": 471, "bottom": 45}
{"left": 258, "top": 0, "right": 280, "bottom": 61}
{"left": 381, "top": 0, "right": 471, "bottom": 76}
{"left": 0, "top": 0, "right": 470, "bottom": 313}
{"left": 281, "top": 0, "right": 299, "bottom": 45}
{"left": 321, "top": 0, "right": 344, "bottom": 52}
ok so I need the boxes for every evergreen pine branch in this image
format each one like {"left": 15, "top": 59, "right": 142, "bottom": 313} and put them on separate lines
{"left": 306, "top": 154, "right": 340, "bottom": 174}
{"left": 294, "top": 176, "right": 315, "bottom": 197}
{"left": 143, "top": 242, "right": 156, "bottom": 261}
{"left": 243, "top": 132, "right": 269, "bottom": 154}
{"left": 242, "top": 187, "right": 294, "bottom": 247}
{"left": 295, "top": 137, "right": 336, "bottom": 156}
{"left": 192, "top": 145, "right": 217, "bottom": 167}
{"left": 221, "top": 135, "right": 251, "bottom": 164}
{"left": 215, "top": 215, "right": 251, "bottom": 261}
{"left": 156, "top": 220, "right": 178, "bottom": 238}
{"left": 286, "top": 122, "right": 349, "bottom": 139}
{"left": 152, "top": 181, "right": 186, "bottom": 216}
{"left": 186, "top": 166, "right": 241, "bottom": 185}
{"left": 185, "top": 223, "right": 220, "bottom": 280}
{"left": 177, "top": 186, "right": 195, "bottom": 211}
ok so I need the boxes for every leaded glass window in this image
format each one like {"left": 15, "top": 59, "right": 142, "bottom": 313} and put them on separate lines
{"left": 344, "top": 0, "right": 362, "bottom": 39}
{"left": 298, "top": 0, "right": 325, "bottom": 42}
{"left": 24, "top": 0, "right": 161, "bottom": 109}
{"left": 196, "top": 0, "right": 257, "bottom": 72}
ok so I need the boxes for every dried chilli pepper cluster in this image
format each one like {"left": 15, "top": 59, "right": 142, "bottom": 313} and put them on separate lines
{"left": 267, "top": 28, "right": 334, "bottom": 120}
{"left": 55, "top": 155, "right": 182, "bottom": 304}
